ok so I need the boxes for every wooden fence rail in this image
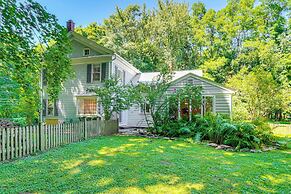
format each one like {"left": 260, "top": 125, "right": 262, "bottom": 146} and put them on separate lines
{"left": 0, "top": 119, "right": 118, "bottom": 162}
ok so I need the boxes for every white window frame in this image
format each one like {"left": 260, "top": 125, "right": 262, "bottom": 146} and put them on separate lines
{"left": 44, "top": 99, "right": 57, "bottom": 117}
{"left": 115, "top": 66, "right": 125, "bottom": 84}
{"left": 202, "top": 95, "right": 216, "bottom": 115}
{"left": 139, "top": 102, "right": 150, "bottom": 114}
{"left": 76, "top": 97, "right": 98, "bottom": 117}
{"left": 92, "top": 64, "right": 102, "bottom": 82}
{"left": 83, "top": 48, "right": 90, "bottom": 56}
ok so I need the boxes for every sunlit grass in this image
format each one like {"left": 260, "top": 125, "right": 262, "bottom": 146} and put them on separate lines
{"left": 0, "top": 136, "right": 290, "bottom": 193}
{"left": 272, "top": 124, "right": 291, "bottom": 137}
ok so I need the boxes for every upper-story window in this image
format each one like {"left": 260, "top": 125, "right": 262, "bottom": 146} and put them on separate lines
{"left": 83, "top": 48, "right": 90, "bottom": 56}
{"left": 87, "top": 63, "right": 105, "bottom": 83}
{"left": 92, "top": 64, "right": 101, "bottom": 82}
{"left": 187, "top": 78, "right": 194, "bottom": 85}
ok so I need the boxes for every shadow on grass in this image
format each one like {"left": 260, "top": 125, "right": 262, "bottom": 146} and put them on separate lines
{"left": 0, "top": 136, "right": 290, "bottom": 193}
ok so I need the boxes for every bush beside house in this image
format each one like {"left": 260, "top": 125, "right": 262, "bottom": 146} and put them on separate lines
{"left": 148, "top": 114, "right": 275, "bottom": 151}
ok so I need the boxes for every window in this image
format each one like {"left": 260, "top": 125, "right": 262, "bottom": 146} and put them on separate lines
{"left": 77, "top": 98, "right": 97, "bottom": 116}
{"left": 115, "top": 67, "right": 125, "bottom": 84}
{"left": 92, "top": 64, "right": 101, "bottom": 82}
{"left": 168, "top": 100, "right": 178, "bottom": 119}
{"left": 43, "top": 99, "right": 58, "bottom": 117}
{"left": 47, "top": 100, "right": 54, "bottom": 116}
{"left": 83, "top": 48, "right": 90, "bottom": 56}
{"left": 42, "top": 69, "right": 47, "bottom": 86}
{"left": 140, "top": 103, "right": 150, "bottom": 114}
{"left": 202, "top": 96, "right": 215, "bottom": 115}
{"left": 187, "top": 78, "right": 194, "bottom": 85}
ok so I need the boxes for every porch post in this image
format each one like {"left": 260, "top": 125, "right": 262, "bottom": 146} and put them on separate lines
{"left": 189, "top": 98, "right": 192, "bottom": 121}
{"left": 178, "top": 97, "right": 181, "bottom": 120}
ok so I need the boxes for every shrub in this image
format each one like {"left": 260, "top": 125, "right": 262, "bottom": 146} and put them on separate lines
{"left": 224, "top": 123, "right": 260, "bottom": 150}
{"left": 251, "top": 118, "right": 274, "bottom": 145}
{"left": 11, "top": 117, "right": 27, "bottom": 127}
{"left": 152, "top": 113, "right": 275, "bottom": 149}
{"left": 0, "top": 117, "right": 27, "bottom": 127}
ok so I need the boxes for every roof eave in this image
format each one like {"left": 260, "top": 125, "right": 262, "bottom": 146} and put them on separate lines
{"left": 69, "top": 32, "right": 114, "bottom": 55}
{"left": 170, "top": 72, "right": 235, "bottom": 93}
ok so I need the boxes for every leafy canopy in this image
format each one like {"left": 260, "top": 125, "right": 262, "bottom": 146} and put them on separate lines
{"left": 0, "top": 0, "right": 72, "bottom": 123}
{"left": 93, "top": 78, "right": 138, "bottom": 121}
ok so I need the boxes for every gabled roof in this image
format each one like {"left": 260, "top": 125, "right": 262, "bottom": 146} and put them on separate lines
{"left": 69, "top": 32, "right": 114, "bottom": 55}
{"left": 137, "top": 70, "right": 234, "bottom": 94}
{"left": 69, "top": 32, "right": 141, "bottom": 75}
{"left": 138, "top": 70, "right": 203, "bottom": 83}
{"left": 115, "top": 54, "right": 141, "bottom": 74}
{"left": 171, "top": 72, "right": 235, "bottom": 93}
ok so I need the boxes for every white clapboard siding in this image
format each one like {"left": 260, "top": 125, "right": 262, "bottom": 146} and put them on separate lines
{"left": 127, "top": 75, "right": 232, "bottom": 128}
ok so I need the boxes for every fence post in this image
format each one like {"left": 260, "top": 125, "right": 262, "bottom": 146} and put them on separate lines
{"left": 84, "top": 118, "right": 88, "bottom": 140}
{"left": 39, "top": 123, "right": 45, "bottom": 151}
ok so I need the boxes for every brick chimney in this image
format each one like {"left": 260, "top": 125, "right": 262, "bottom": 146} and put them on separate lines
{"left": 66, "top": 20, "right": 75, "bottom": 32}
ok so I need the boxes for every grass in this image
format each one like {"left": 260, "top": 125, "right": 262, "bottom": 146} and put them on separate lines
{"left": 0, "top": 136, "right": 290, "bottom": 193}
{"left": 272, "top": 124, "right": 291, "bottom": 138}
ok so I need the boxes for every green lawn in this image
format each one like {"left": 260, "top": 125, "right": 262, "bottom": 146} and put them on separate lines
{"left": 0, "top": 136, "right": 290, "bottom": 193}
{"left": 272, "top": 125, "right": 291, "bottom": 138}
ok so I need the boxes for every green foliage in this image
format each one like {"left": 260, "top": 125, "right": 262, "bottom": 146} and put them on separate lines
{"left": 227, "top": 67, "right": 289, "bottom": 120}
{"left": 93, "top": 78, "right": 138, "bottom": 120}
{"left": 0, "top": 0, "right": 72, "bottom": 123}
{"left": 136, "top": 71, "right": 202, "bottom": 129}
{"left": 75, "top": 23, "right": 106, "bottom": 44}
{"left": 10, "top": 117, "right": 27, "bottom": 127}
{"left": 153, "top": 113, "right": 275, "bottom": 149}
{"left": 76, "top": 0, "right": 290, "bottom": 120}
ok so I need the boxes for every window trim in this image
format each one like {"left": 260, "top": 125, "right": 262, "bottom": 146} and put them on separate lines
{"left": 83, "top": 48, "right": 90, "bottom": 56}
{"left": 44, "top": 99, "right": 58, "bottom": 117}
{"left": 91, "top": 64, "right": 102, "bottom": 82}
{"left": 187, "top": 78, "right": 194, "bottom": 85}
{"left": 115, "top": 66, "right": 125, "bottom": 84}
{"left": 202, "top": 95, "right": 216, "bottom": 115}
{"left": 76, "top": 97, "right": 98, "bottom": 117}
{"left": 139, "top": 102, "right": 151, "bottom": 114}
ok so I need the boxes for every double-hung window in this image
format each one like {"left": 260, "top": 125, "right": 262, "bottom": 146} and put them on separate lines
{"left": 92, "top": 64, "right": 101, "bottom": 82}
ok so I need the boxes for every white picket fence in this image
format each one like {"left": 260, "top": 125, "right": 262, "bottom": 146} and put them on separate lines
{"left": 0, "top": 120, "right": 118, "bottom": 162}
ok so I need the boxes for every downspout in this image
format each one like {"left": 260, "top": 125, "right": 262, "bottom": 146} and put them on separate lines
{"left": 111, "top": 54, "right": 118, "bottom": 122}
{"left": 178, "top": 96, "right": 181, "bottom": 120}
{"left": 189, "top": 98, "right": 192, "bottom": 122}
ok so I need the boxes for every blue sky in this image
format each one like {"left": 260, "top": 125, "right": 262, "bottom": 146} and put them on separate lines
{"left": 36, "top": 0, "right": 227, "bottom": 27}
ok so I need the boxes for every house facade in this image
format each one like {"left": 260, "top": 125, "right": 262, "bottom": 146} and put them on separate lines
{"left": 43, "top": 20, "right": 234, "bottom": 127}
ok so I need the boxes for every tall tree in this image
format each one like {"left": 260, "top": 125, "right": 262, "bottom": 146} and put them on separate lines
{"left": 0, "top": 0, "right": 72, "bottom": 123}
{"left": 75, "top": 22, "right": 106, "bottom": 44}
{"left": 75, "top": 0, "right": 290, "bottom": 120}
